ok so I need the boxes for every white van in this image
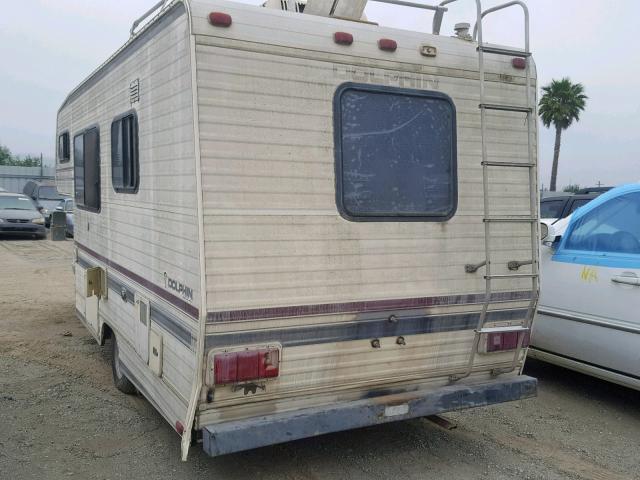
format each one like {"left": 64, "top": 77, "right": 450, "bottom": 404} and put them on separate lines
{"left": 57, "top": 0, "right": 540, "bottom": 460}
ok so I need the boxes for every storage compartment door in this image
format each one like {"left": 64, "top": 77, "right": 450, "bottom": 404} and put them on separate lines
{"left": 75, "top": 264, "right": 99, "bottom": 334}
{"left": 134, "top": 295, "right": 151, "bottom": 363}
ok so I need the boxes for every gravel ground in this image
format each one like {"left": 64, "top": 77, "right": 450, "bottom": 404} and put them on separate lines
{"left": 1, "top": 238, "right": 639, "bottom": 480}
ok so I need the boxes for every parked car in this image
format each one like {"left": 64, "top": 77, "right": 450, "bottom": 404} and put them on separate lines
{"left": 0, "top": 192, "right": 47, "bottom": 239}
{"left": 22, "top": 180, "right": 68, "bottom": 227}
{"left": 540, "top": 193, "right": 600, "bottom": 222}
{"left": 530, "top": 184, "right": 640, "bottom": 391}
{"left": 55, "top": 198, "right": 74, "bottom": 237}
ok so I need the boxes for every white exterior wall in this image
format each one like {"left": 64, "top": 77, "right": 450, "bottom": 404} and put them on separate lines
{"left": 192, "top": 1, "right": 536, "bottom": 312}
{"left": 191, "top": 0, "right": 538, "bottom": 415}
{"left": 56, "top": 4, "right": 200, "bottom": 427}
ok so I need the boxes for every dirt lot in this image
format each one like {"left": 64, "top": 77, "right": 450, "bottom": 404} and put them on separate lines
{"left": 1, "top": 238, "right": 639, "bottom": 480}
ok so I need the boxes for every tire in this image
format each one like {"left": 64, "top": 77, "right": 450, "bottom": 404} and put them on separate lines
{"left": 111, "top": 335, "right": 137, "bottom": 395}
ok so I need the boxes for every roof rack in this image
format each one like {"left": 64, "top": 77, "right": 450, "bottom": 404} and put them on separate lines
{"left": 130, "top": 0, "right": 173, "bottom": 36}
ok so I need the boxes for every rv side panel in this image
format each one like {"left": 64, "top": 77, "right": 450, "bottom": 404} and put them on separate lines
{"left": 56, "top": 4, "right": 200, "bottom": 428}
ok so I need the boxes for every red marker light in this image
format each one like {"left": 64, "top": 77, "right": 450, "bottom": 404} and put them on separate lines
{"left": 209, "top": 12, "right": 232, "bottom": 27}
{"left": 378, "top": 38, "right": 397, "bottom": 52}
{"left": 175, "top": 421, "right": 185, "bottom": 435}
{"left": 334, "top": 32, "right": 354, "bottom": 45}
{"left": 512, "top": 57, "right": 526, "bottom": 69}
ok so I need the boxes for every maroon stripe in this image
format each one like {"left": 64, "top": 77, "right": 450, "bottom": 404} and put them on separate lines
{"left": 207, "top": 290, "right": 532, "bottom": 323}
{"left": 75, "top": 242, "right": 199, "bottom": 319}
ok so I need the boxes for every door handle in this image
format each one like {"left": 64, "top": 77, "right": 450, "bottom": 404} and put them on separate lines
{"left": 611, "top": 275, "right": 640, "bottom": 286}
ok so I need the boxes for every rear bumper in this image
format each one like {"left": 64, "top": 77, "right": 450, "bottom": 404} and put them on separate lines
{"left": 202, "top": 375, "right": 537, "bottom": 457}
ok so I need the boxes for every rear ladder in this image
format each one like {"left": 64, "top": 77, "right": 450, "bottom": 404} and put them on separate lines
{"left": 447, "top": 0, "right": 539, "bottom": 381}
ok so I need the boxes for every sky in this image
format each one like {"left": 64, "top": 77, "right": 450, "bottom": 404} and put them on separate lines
{"left": 1, "top": 0, "right": 638, "bottom": 189}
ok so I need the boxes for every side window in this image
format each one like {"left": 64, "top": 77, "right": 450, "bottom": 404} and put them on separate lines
{"left": 73, "top": 127, "right": 101, "bottom": 212}
{"left": 58, "top": 132, "right": 70, "bottom": 163}
{"left": 567, "top": 198, "right": 591, "bottom": 215}
{"left": 111, "top": 113, "right": 139, "bottom": 193}
{"left": 334, "top": 83, "right": 457, "bottom": 221}
{"left": 540, "top": 199, "right": 566, "bottom": 219}
{"left": 563, "top": 192, "right": 640, "bottom": 255}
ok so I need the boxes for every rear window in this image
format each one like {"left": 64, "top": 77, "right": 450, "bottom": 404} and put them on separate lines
{"left": 334, "top": 83, "right": 457, "bottom": 221}
{"left": 540, "top": 199, "right": 566, "bottom": 218}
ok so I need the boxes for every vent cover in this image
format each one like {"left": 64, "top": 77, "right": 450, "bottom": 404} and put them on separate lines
{"left": 129, "top": 79, "right": 140, "bottom": 104}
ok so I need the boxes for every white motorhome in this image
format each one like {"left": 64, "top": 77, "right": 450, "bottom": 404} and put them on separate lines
{"left": 57, "top": 0, "right": 540, "bottom": 460}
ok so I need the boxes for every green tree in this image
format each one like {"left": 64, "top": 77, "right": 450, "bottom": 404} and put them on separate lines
{"left": 0, "top": 143, "right": 42, "bottom": 167}
{"left": 563, "top": 184, "right": 581, "bottom": 194}
{"left": 538, "top": 78, "right": 588, "bottom": 191}
{"left": 0, "top": 144, "right": 12, "bottom": 165}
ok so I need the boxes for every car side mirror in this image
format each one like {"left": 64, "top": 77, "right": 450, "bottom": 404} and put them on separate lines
{"left": 55, "top": 206, "right": 63, "bottom": 211}
{"left": 541, "top": 222, "right": 560, "bottom": 249}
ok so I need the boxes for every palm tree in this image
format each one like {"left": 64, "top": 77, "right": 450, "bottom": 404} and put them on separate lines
{"left": 538, "top": 78, "right": 587, "bottom": 191}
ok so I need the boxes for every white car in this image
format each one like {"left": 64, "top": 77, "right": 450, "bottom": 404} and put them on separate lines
{"left": 529, "top": 184, "right": 640, "bottom": 390}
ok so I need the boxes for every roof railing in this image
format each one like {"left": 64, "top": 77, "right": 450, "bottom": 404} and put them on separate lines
{"left": 130, "top": 0, "right": 173, "bottom": 37}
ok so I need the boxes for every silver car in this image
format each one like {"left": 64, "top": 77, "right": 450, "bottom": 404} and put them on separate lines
{"left": 0, "top": 192, "right": 47, "bottom": 239}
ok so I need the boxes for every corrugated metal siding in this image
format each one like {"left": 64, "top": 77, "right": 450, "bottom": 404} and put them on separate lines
{"left": 196, "top": 44, "right": 535, "bottom": 312}
{"left": 193, "top": 2, "right": 537, "bottom": 411}
{"left": 56, "top": 4, "right": 198, "bottom": 424}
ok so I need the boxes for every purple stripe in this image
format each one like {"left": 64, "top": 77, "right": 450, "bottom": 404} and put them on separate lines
{"left": 207, "top": 290, "right": 532, "bottom": 323}
{"left": 75, "top": 242, "right": 199, "bottom": 319}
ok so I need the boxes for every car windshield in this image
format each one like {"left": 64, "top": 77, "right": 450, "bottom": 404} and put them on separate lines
{"left": 0, "top": 196, "right": 37, "bottom": 210}
{"left": 39, "top": 186, "right": 64, "bottom": 200}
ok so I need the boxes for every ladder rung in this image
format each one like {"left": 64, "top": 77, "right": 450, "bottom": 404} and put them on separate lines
{"left": 482, "top": 161, "right": 535, "bottom": 168}
{"left": 484, "top": 217, "right": 537, "bottom": 223}
{"left": 477, "top": 325, "right": 530, "bottom": 334}
{"left": 478, "top": 45, "right": 532, "bottom": 57}
{"left": 480, "top": 103, "right": 532, "bottom": 113}
{"left": 485, "top": 273, "right": 539, "bottom": 279}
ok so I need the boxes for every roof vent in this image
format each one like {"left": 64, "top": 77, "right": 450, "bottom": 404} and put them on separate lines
{"left": 454, "top": 22, "right": 472, "bottom": 41}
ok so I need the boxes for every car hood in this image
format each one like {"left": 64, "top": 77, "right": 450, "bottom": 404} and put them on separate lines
{"left": 0, "top": 209, "right": 42, "bottom": 220}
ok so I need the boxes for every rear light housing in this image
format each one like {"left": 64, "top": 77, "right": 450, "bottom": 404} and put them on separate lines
{"left": 212, "top": 348, "right": 280, "bottom": 385}
{"left": 483, "top": 331, "right": 529, "bottom": 353}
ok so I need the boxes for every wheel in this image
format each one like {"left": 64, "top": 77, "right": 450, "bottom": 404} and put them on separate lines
{"left": 111, "top": 334, "right": 137, "bottom": 395}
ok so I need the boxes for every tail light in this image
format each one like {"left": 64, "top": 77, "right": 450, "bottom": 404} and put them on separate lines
{"left": 485, "top": 331, "right": 529, "bottom": 353}
{"left": 213, "top": 348, "right": 280, "bottom": 385}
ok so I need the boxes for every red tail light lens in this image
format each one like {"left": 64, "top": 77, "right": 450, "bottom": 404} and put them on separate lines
{"left": 486, "top": 331, "right": 529, "bottom": 352}
{"left": 214, "top": 348, "right": 280, "bottom": 385}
